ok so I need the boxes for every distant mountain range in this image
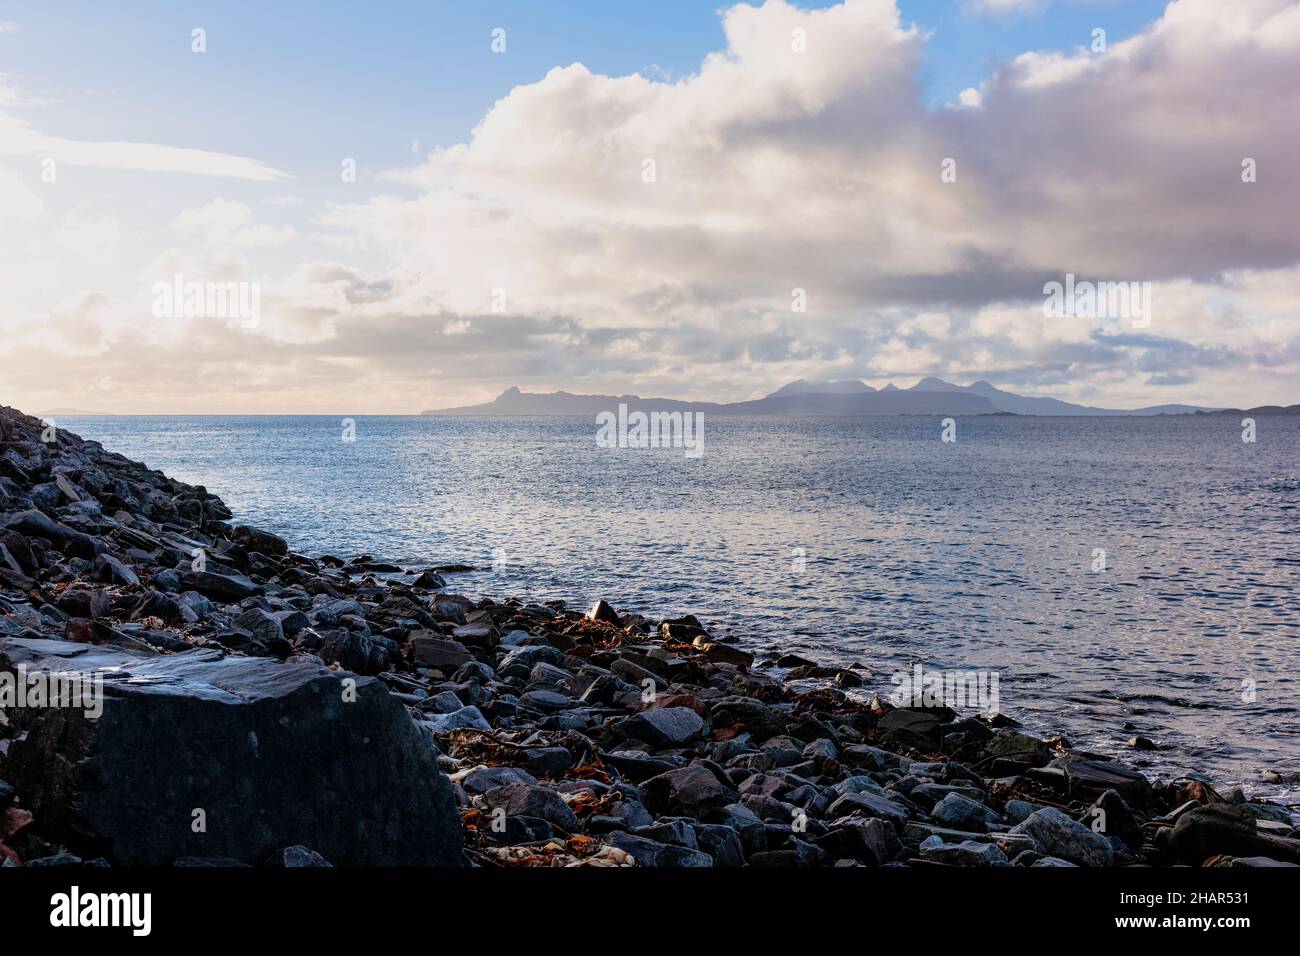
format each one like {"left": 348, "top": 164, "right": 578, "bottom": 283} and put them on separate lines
{"left": 422, "top": 379, "right": 1297, "bottom": 417}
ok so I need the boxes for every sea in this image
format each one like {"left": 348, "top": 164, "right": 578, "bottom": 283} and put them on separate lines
{"left": 59, "top": 413, "right": 1300, "bottom": 805}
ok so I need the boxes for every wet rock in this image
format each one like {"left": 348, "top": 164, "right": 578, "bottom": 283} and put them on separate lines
{"left": 412, "top": 634, "right": 474, "bottom": 671}
{"left": 1054, "top": 754, "right": 1153, "bottom": 806}
{"left": 1004, "top": 799, "right": 1039, "bottom": 824}
{"left": 181, "top": 569, "right": 261, "bottom": 602}
{"left": 693, "top": 823, "right": 746, "bottom": 866}
{"left": 232, "top": 525, "right": 289, "bottom": 558}
{"left": 605, "top": 831, "right": 712, "bottom": 867}
{"left": 660, "top": 614, "right": 707, "bottom": 642}
{"left": 920, "top": 838, "right": 1009, "bottom": 867}
{"left": 709, "top": 697, "right": 784, "bottom": 743}
{"left": 518, "top": 689, "right": 575, "bottom": 713}
{"left": 319, "top": 630, "right": 384, "bottom": 673}
{"left": 695, "top": 642, "right": 753, "bottom": 668}
{"left": 266, "top": 845, "right": 332, "bottom": 867}
{"left": 976, "top": 730, "right": 1052, "bottom": 767}
{"left": 233, "top": 607, "right": 285, "bottom": 647}
{"left": 1011, "top": 807, "right": 1114, "bottom": 867}
{"left": 460, "top": 766, "right": 540, "bottom": 795}
{"left": 1089, "top": 789, "right": 1144, "bottom": 850}
{"left": 1155, "top": 803, "right": 1300, "bottom": 866}
{"left": 519, "top": 747, "right": 573, "bottom": 777}
{"left": 482, "top": 783, "right": 579, "bottom": 832}
{"left": 877, "top": 707, "right": 943, "bottom": 749}
{"left": 750, "top": 837, "right": 827, "bottom": 867}
{"left": 642, "top": 765, "right": 740, "bottom": 817}
{"left": 776, "top": 653, "right": 816, "bottom": 668}
{"left": 94, "top": 553, "right": 139, "bottom": 587}
{"left": 931, "top": 792, "right": 1002, "bottom": 832}
{"left": 0, "top": 636, "right": 463, "bottom": 866}
{"left": 4, "top": 509, "right": 99, "bottom": 559}
{"left": 632, "top": 818, "right": 697, "bottom": 848}
{"left": 424, "top": 705, "right": 493, "bottom": 733}
{"left": 587, "top": 599, "right": 621, "bottom": 626}
{"left": 1206, "top": 855, "right": 1299, "bottom": 868}
{"left": 615, "top": 706, "right": 706, "bottom": 748}
{"left": 816, "top": 815, "right": 898, "bottom": 864}
{"left": 825, "top": 791, "right": 910, "bottom": 831}
{"left": 411, "top": 570, "right": 447, "bottom": 590}
{"left": 600, "top": 750, "right": 684, "bottom": 782}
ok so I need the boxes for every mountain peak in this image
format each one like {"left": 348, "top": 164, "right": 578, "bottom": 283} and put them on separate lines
{"left": 909, "top": 376, "right": 960, "bottom": 392}
{"left": 766, "top": 379, "right": 874, "bottom": 399}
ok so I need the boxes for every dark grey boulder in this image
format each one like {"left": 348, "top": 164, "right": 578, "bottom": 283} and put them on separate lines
{"left": 931, "top": 792, "right": 1002, "bottom": 832}
{"left": 1011, "top": 807, "right": 1114, "bottom": 867}
{"left": 642, "top": 764, "right": 739, "bottom": 817}
{"left": 231, "top": 525, "right": 289, "bottom": 557}
{"left": 693, "top": 822, "right": 746, "bottom": 866}
{"left": 615, "top": 706, "right": 706, "bottom": 748}
{"left": 1053, "top": 754, "right": 1153, "bottom": 806}
{"left": 181, "top": 569, "right": 261, "bottom": 602}
{"left": 605, "top": 831, "right": 713, "bottom": 867}
{"left": 0, "top": 636, "right": 463, "bottom": 866}
{"left": 1155, "top": 803, "right": 1300, "bottom": 866}
{"left": 481, "top": 783, "right": 579, "bottom": 832}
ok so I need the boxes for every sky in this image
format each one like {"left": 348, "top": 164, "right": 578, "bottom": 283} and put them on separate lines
{"left": 1, "top": 0, "right": 1297, "bottom": 413}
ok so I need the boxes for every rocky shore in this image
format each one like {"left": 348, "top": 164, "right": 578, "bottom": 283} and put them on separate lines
{"left": 1, "top": 403, "right": 1297, "bottom": 868}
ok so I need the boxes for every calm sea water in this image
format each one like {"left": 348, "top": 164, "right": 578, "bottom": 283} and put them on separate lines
{"left": 62, "top": 414, "right": 1300, "bottom": 804}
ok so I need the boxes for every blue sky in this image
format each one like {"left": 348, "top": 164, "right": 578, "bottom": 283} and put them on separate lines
{"left": 7, "top": 0, "right": 1168, "bottom": 179}
{"left": 2, "top": 0, "right": 1297, "bottom": 413}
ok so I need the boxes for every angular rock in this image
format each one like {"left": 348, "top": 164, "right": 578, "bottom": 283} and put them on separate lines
{"left": 931, "top": 792, "right": 1002, "bottom": 833}
{"left": 1054, "top": 755, "right": 1153, "bottom": 806}
{"left": 605, "top": 831, "right": 713, "bottom": 867}
{"left": 921, "top": 839, "right": 1009, "bottom": 867}
{"left": 642, "top": 765, "right": 739, "bottom": 817}
{"left": 0, "top": 636, "right": 463, "bottom": 866}
{"left": 482, "top": 783, "right": 579, "bottom": 832}
{"left": 1011, "top": 807, "right": 1115, "bottom": 867}
{"left": 1155, "top": 803, "right": 1300, "bottom": 866}
{"left": 411, "top": 635, "right": 474, "bottom": 671}
{"left": 587, "top": 599, "right": 621, "bottom": 626}
{"left": 616, "top": 706, "right": 706, "bottom": 748}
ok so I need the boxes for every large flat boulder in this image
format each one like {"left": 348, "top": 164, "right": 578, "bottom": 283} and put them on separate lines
{"left": 0, "top": 636, "right": 463, "bottom": 866}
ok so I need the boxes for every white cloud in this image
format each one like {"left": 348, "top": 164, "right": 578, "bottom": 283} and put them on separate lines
{"left": 57, "top": 210, "right": 121, "bottom": 264}
{"left": 966, "top": 0, "right": 1047, "bottom": 15}
{"left": 0, "top": 162, "right": 44, "bottom": 219}
{"left": 175, "top": 199, "right": 296, "bottom": 247}
{"left": 6, "top": 0, "right": 1300, "bottom": 412}
{"left": 0, "top": 112, "right": 290, "bottom": 180}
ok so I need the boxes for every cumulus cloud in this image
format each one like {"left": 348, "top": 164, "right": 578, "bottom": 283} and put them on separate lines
{"left": 175, "top": 199, "right": 296, "bottom": 248}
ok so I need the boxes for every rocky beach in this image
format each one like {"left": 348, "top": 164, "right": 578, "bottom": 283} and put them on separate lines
{"left": 2, "top": 403, "right": 1297, "bottom": 870}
